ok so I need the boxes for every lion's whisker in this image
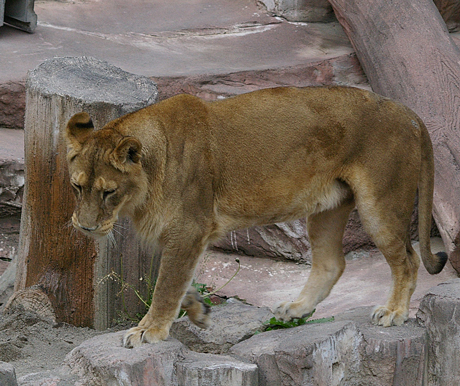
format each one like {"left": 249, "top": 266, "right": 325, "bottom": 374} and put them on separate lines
{"left": 113, "top": 223, "right": 128, "bottom": 231}
{"left": 107, "top": 231, "right": 117, "bottom": 248}
{"left": 111, "top": 227, "right": 123, "bottom": 237}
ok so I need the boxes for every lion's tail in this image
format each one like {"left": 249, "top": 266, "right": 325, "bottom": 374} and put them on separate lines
{"left": 417, "top": 117, "right": 447, "bottom": 274}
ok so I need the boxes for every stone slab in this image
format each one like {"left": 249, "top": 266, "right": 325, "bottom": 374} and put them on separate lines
{"left": 0, "top": 361, "right": 17, "bottom": 386}
{"left": 4, "top": 300, "right": 451, "bottom": 386}
{"left": 170, "top": 298, "right": 274, "bottom": 354}
{"left": 231, "top": 306, "right": 427, "bottom": 386}
{"left": 0, "top": 0, "right": 354, "bottom": 83}
{"left": 65, "top": 331, "right": 188, "bottom": 386}
{"left": 336, "top": 307, "right": 427, "bottom": 386}
{"left": 18, "top": 368, "right": 80, "bottom": 386}
{"left": 176, "top": 352, "right": 258, "bottom": 386}
{"left": 230, "top": 320, "right": 362, "bottom": 386}
{"left": 64, "top": 329, "right": 258, "bottom": 386}
{"left": 417, "top": 278, "right": 460, "bottom": 385}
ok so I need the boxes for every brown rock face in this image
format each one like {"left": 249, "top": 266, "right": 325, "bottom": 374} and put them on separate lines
{"left": 212, "top": 206, "right": 438, "bottom": 264}
{"left": 212, "top": 212, "right": 374, "bottom": 264}
{"left": 0, "top": 82, "right": 25, "bottom": 129}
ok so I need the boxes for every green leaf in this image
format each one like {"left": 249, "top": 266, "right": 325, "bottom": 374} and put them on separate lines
{"left": 261, "top": 309, "right": 333, "bottom": 332}
{"left": 306, "top": 316, "right": 335, "bottom": 324}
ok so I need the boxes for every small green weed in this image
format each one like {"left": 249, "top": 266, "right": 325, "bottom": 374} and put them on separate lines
{"left": 191, "top": 281, "right": 214, "bottom": 307}
{"left": 257, "top": 310, "right": 335, "bottom": 334}
{"left": 108, "top": 257, "right": 242, "bottom": 322}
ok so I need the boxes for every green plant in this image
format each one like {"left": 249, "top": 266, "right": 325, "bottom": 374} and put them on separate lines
{"left": 103, "top": 256, "right": 241, "bottom": 323}
{"left": 179, "top": 257, "right": 241, "bottom": 317}
{"left": 259, "top": 310, "right": 335, "bottom": 333}
{"left": 191, "top": 281, "right": 214, "bottom": 307}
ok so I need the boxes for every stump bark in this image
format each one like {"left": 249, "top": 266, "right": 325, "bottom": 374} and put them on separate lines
{"left": 15, "top": 57, "right": 158, "bottom": 328}
{"left": 328, "top": 0, "right": 460, "bottom": 272}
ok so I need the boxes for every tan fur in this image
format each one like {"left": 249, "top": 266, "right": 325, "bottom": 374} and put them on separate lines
{"left": 64, "top": 86, "right": 446, "bottom": 348}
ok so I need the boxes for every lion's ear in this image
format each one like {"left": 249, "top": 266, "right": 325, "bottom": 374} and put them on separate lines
{"left": 111, "top": 137, "right": 142, "bottom": 170}
{"left": 65, "top": 112, "right": 95, "bottom": 145}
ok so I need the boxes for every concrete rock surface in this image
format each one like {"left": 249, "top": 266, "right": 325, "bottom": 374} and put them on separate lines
{"left": 18, "top": 368, "right": 80, "bottom": 386}
{"left": 417, "top": 278, "right": 460, "bottom": 385}
{"left": 0, "top": 255, "right": 15, "bottom": 307}
{"left": 65, "top": 331, "right": 188, "bottom": 386}
{"left": 170, "top": 298, "right": 274, "bottom": 354}
{"left": 231, "top": 307, "right": 427, "bottom": 386}
{"left": 0, "top": 128, "right": 24, "bottom": 263}
{"left": 12, "top": 292, "right": 460, "bottom": 386}
{"left": 336, "top": 307, "right": 427, "bottom": 386}
{"left": 176, "top": 352, "right": 258, "bottom": 386}
{"left": 0, "top": 361, "right": 17, "bottom": 386}
{"left": 63, "top": 329, "right": 258, "bottom": 386}
{"left": 231, "top": 320, "right": 361, "bottom": 385}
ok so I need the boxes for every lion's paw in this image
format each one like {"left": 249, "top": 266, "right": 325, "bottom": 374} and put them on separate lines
{"left": 371, "top": 306, "right": 408, "bottom": 327}
{"left": 122, "top": 325, "right": 169, "bottom": 348}
{"left": 181, "top": 287, "right": 211, "bottom": 329}
{"left": 273, "top": 301, "right": 311, "bottom": 322}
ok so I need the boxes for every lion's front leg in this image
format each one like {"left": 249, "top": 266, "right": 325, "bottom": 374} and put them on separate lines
{"left": 123, "top": 237, "right": 208, "bottom": 348}
{"left": 180, "top": 286, "right": 211, "bottom": 329}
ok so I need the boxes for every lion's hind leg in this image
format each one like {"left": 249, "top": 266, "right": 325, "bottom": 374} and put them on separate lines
{"left": 356, "top": 189, "right": 420, "bottom": 327}
{"left": 274, "top": 197, "right": 355, "bottom": 321}
{"left": 369, "top": 239, "right": 420, "bottom": 327}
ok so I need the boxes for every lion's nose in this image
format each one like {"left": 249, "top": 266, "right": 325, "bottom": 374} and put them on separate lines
{"left": 72, "top": 213, "right": 100, "bottom": 233}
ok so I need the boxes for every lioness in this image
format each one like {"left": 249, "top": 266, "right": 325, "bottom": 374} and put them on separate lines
{"left": 65, "top": 86, "right": 447, "bottom": 348}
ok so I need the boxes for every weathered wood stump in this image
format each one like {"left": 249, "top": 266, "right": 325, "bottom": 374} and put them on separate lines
{"left": 15, "top": 57, "right": 158, "bottom": 328}
{"left": 328, "top": 0, "right": 460, "bottom": 272}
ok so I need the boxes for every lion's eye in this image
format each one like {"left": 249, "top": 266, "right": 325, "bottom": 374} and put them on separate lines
{"left": 103, "top": 189, "right": 116, "bottom": 200}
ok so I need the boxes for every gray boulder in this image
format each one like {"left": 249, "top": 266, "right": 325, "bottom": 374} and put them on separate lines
{"left": 0, "top": 361, "right": 17, "bottom": 386}
{"left": 231, "top": 306, "right": 427, "bottom": 386}
{"left": 62, "top": 329, "right": 259, "bottom": 386}
{"left": 230, "top": 320, "right": 361, "bottom": 385}
{"left": 417, "top": 278, "right": 460, "bottom": 385}
{"left": 65, "top": 331, "right": 187, "bottom": 386}
{"left": 176, "top": 352, "right": 258, "bottom": 386}
{"left": 13, "top": 291, "right": 460, "bottom": 385}
{"left": 170, "top": 298, "right": 274, "bottom": 354}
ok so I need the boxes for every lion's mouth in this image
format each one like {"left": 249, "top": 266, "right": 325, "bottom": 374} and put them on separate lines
{"left": 72, "top": 214, "right": 114, "bottom": 239}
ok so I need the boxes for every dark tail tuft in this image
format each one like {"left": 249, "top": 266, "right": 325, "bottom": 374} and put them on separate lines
{"left": 431, "top": 251, "right": 448, "bottom": 274}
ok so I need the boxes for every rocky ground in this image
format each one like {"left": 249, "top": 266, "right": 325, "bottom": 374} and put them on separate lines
{"left": 0, "top": 239, "right": 458, "bottom": 383}
{"left": 3, "top": 280, "right": 460, "bottom": 385}
{"left": 0, "top": 310, "right": 109, "bottom": 378}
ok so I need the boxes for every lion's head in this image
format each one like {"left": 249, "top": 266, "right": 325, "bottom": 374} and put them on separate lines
{"left": 64, "top": 112, "right": 148, "bottom": 239}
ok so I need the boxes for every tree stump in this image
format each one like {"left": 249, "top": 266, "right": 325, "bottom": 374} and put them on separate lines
{"left": 15, "top": 57, "right": 158, "bottom": 328}
{"left": 328, "top": 0, "right": 460, "bottom": 272}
